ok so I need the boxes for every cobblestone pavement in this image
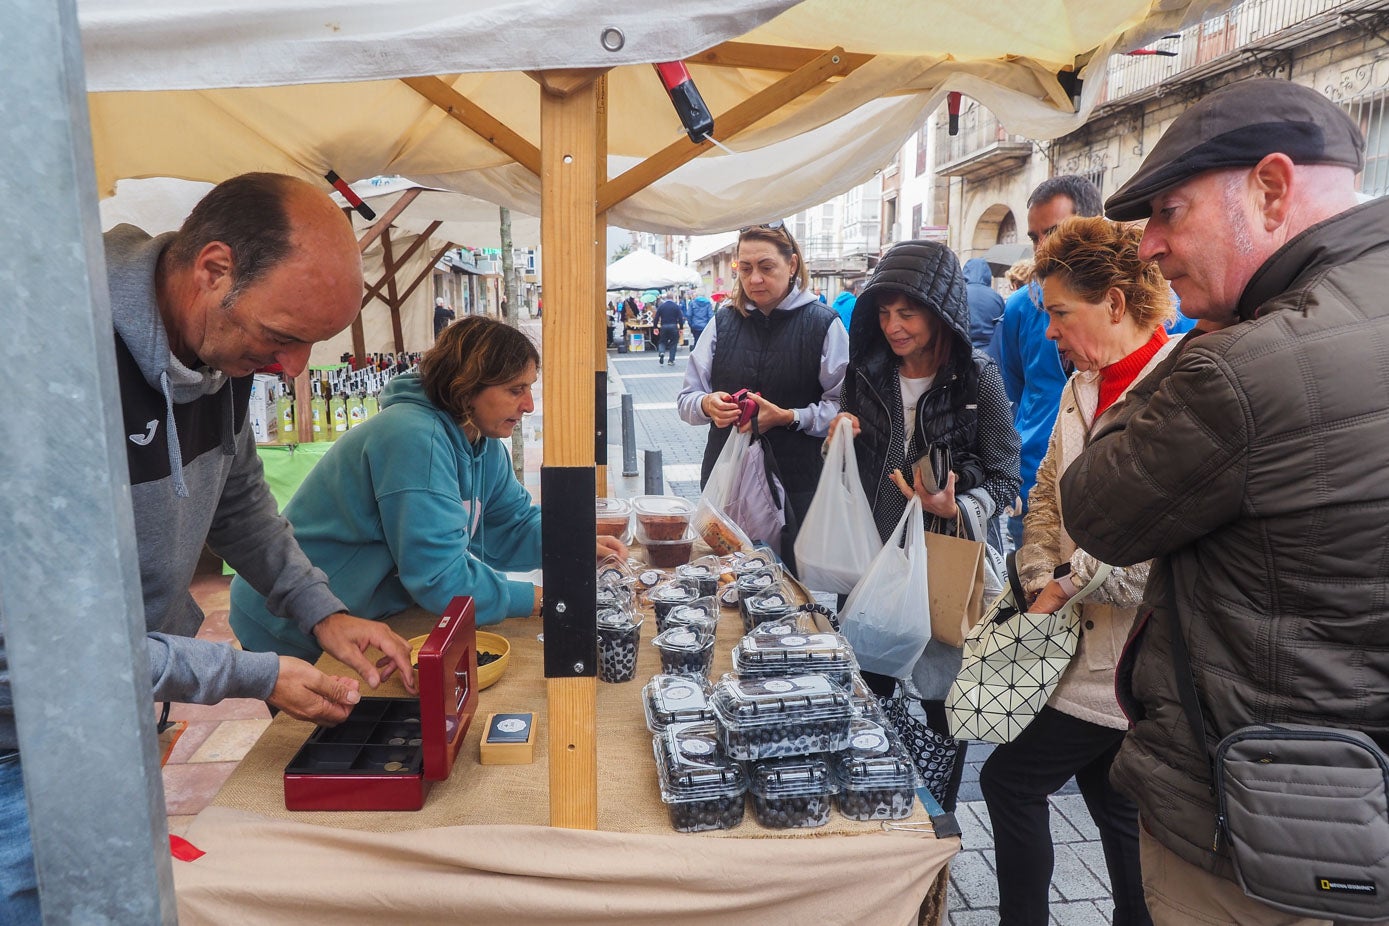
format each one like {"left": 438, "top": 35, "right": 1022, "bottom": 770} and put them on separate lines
{"left": 602, "top": 338, "right": 1114, "bottom": 925}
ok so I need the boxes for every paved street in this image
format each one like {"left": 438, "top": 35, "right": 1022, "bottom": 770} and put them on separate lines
{"left": 601, "top": 336, "right": 1116, "bottom": 925}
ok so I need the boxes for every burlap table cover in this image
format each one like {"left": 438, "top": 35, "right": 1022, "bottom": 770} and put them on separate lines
{"left": 177, "top": 581, "right": 958, "bottom": 924}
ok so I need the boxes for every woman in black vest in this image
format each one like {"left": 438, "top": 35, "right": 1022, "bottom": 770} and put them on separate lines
{"left": 831, "top": 239, "right": 1020, "bottom": 811}
{"left": 676, "top": 222, "right": 848, "bottom": 569}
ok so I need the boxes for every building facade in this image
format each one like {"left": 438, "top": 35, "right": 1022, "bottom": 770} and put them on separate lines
{"left": 939, "top": 0, "right": 1389, "bottom": 261}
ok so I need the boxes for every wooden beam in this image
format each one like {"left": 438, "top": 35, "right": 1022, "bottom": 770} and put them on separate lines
{"left": 595, "top": 73, "right": 609, "bottom": 496}
{"left": 361, "top": 220, "right": 442, "bottom": 308}
{"left": 692, "top": 40, "right": 874, "bottom": 73}
{"left": 541, "top": 74, "right": 600, "bottom": 831}
{"left": 597, "top": 47, "right": 863, "bottom": 212}
{"left": 401, "top": 76, "right": 542, "bottom": 177}
{"left": 294, "top": 369, "right": 313, "bottom": 444}
{"left": 526, "top": 68, "right": 608, "bottom": 99}
{"left": 398, "top": 241, "right": 456, "bottom": 306}
{"left": 380, "top": 230, "right": 405, "bottom": 354}
{"left": 357, "top": 187, "right": 421, "bottom": 253}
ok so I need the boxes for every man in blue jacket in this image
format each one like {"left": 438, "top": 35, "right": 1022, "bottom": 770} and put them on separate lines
{"left": 963, "top": 257, "right": 1005, "bottom": 349}
{"left": 687, "top": 293, "right": 714, "bottom": 345}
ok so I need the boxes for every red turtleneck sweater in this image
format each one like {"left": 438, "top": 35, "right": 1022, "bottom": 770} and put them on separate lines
{"left": 1096, "top": 328, "right": 1168, "bottom": 418}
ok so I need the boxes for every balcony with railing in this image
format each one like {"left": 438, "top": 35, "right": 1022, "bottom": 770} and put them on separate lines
{"left": 935, "top": 104, "right": 1033, "bottom": 180}
{"left": 1099, "top": 0, "right": 1371, "bottom": 106}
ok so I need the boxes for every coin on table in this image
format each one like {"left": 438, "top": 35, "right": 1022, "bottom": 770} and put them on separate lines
{"left": 408, "top": 738, "right": 422, "bottom": 747}
{"left": 388, "top": 737, "right": 406, "bottom": 746}
{"left": 383, "top": 761, "right": 405, "bottom": 772}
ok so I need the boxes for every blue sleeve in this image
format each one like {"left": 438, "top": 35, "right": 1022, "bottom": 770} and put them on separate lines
{"left": 477, "top": 442, "right": 544, "bottom": 575}
{"left": 998, "top": 290, "right": 1029, "bottom": 405}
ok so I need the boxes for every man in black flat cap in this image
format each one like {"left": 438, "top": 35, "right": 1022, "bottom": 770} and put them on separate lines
{"left": 1060, "top": 77, "right": 1388, "bottom": 925}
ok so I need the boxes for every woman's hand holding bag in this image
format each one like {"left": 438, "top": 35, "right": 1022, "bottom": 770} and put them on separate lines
{"left": 838, "top": 495, "right": 931, "bottom": 678}
{"left": 794, "top": 417, "right": 883, "bottom": 593}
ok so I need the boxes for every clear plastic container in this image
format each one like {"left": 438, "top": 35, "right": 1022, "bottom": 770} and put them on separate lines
{"left": 727, "top": 549, "right": 776, "bottom": 576}
{"left": 832, "top": 718, "right": 918, "bottom": 821}
{"left": 651, "top": 625, "right": 717, "bottom": 679}
{"left": 596, "top": 607, "right": 643, "bottom": 683}
{"left": 847, "top": 673, "right": 889, "bottom": 723}
{"left": 748, "top": 755, "right": 838, "bottom": 829}
{"left": 640, "top": 528, "right": 697, "bottom": 568}
{"left": 649, "top": 579, "right": 702, "bottom": 631}
{"left": 595, "top": 497, "right": 632, "bottom": 540}
{"left": 663, "top": 596, "right": 719, "bottom": 634}
{"left": 731, "top": 630, "right": 858, "bottom": 688}
{"left": 740, "top": 584, "right": 795, "bottom": 634}
{"left": 710, "top": 674, "right": 854, "bottom": 761}
{"left": 631, "top": 495, "right": 696, "bottom": 541}
{"left": 643, "top": 674, "right": 715, "bottom": 733}
{"left": 652, "top": 721, "right": 747, "bottom": 832}
{"left": 675, "top": 556, "right": 722, "bottom": 597}
{"left": 596, "top": 554, "right": 636, "bottom": 588}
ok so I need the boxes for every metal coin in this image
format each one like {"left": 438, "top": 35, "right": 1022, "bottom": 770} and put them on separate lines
{"left": 388, "top": 737, "right": 406, "bottom": 746}
{"left": 383, "top": 761, "right": 405, "bottom": 773}
{"left": 408, "top": 737, "right": 422, "bottom": 747}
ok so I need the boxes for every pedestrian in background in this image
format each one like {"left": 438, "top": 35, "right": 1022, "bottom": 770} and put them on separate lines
{"left": 654, "top": 295, "right": 685, "bottom": 365}
{"left": 963, "top": 257, "right": 1005, "bottom": 350}
{"left": 687, "top": 293, "right": 714, "bottom": 345}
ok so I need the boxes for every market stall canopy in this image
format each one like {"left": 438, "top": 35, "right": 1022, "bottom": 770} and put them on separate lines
{"left": 78, "top": 0, "right": 1232, "bottom": 235}
{"left": 607, "top": 249, "right": 702, "bottom": 291}
{"left": 983, "top": 242, "right": 1034, "bottom": 276}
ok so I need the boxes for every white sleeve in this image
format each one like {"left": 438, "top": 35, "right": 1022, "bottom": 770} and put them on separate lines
{"left": 676, "top": 322, "right": 719, "bottom": 425}
{"left": 796, "top": 320, "right": 849, "bottom": 438}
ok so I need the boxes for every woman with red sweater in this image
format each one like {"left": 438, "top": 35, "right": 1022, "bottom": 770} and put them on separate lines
{"left": 979, "top": 217, "right": 1178, "bottom": 926}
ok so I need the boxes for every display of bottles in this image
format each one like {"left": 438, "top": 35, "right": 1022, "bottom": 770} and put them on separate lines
{"left": 262, "top": 358, "right": 417, "bottom": 445}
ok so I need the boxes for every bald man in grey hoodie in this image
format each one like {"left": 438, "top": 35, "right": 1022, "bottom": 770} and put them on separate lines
{"left": 0, "top": 173, "right": 415, "bottom": 921}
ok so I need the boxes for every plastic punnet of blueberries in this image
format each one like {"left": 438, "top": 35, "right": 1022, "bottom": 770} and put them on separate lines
{"left": 652, "top": 720, "right": 747, "bottom": 832}
{"left": 651, "top": 624, "right": 717, "bottom": 679}
{"left": 597, "top": 606, "right": 643, "bottom": 683}
{"left": 832, "top": 718, "right": 918, "bottom": 821}
{"left": 748, "top": 754, "right": 839, "bottom": 829}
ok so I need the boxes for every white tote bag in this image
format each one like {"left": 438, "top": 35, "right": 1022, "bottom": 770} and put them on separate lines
{"left": 701, "top": 428, "right": 750, "bottom": 513}
{"left": 794, "top": 418, "right": 882, "bottom": 593}
{"left": 838, "top": 496, "right": 931, "bottom": 678}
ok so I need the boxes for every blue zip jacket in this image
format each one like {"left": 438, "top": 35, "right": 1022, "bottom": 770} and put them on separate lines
{"left": 687, "top": 295, "right": 714, "bottom": 332}
{"left": 963, "top": 257, "right": 1005, "bottom": 349}
{"left": 995, "top": 281, "right": 1196, "bottom": 507}
{"left": 229, "top": 372, "right": 541, "bottom": 659}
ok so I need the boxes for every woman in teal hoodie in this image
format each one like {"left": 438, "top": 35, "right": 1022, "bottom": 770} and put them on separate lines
{"left": 230, "top": 316, "right": 625, "bottom": 661}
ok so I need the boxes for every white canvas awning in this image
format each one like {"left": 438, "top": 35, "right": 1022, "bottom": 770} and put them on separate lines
{"left": 606, "top": 249, "right": 701, "bottom": 291}
{"left": 78, "top": 0, "right": 1235, "bottom": 235}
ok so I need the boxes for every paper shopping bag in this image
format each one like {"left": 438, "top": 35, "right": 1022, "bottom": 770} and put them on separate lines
{"left": 923, "top": 529, "right": 986, "bottom": 647}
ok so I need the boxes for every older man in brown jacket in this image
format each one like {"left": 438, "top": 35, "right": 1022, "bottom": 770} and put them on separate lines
{"left": 1060, "top": 78, "right": 1389, "bottom": 925}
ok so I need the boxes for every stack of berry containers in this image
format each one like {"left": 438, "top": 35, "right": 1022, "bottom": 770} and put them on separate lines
{"left": 734, "top": 567, "right": 783, "bottom": 633}
{"left": 709, "top": 674, "right": 853, "bottom": 761}
{"left": 664, "top": 597, "right": 719, "bottom": 633}
{"left": 653, "top": 721, "right": 747, "bottom": 832}
{"left": 675, "top": 557, "right": 721, "bottom": 597}
{"left": 832, "top": 718, "right": 918, "bottom": 821}
{"left": 748, "top": 755, "right": 838, "bottom": 829}
{"left": 730, "top": 630, "right": 858, "bottom": 689}
{"left": 650, "top": 579, "right": 702, "bottom": 633}
{"left": 643, "top": 674, "right": 716, "bottom": 734}
{"left": 596, "top": 606, "right": 642, "bottom": 683}
{"left": 742, "top": 587, "right": 796, "bottom": 633}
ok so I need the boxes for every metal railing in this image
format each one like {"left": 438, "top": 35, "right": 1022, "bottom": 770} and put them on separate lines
{"left": 937, "top": 103, "right": 1031, "bottom": 164}
{"left": 1100, "top": 0, "right": 1363, "bottom": 104}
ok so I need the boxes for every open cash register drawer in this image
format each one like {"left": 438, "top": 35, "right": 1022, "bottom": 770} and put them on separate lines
{"left": 283, "top": 597, "right": 478, "bottom": 811}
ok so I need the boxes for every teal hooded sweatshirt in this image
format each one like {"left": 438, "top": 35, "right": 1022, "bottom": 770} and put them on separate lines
{"left": 229, "top": 371, "right": 542, "bottom": 660}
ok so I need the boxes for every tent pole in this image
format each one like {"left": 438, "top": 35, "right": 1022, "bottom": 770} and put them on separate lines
{"left": 539, "top": 70, "right": 602, "bottom": 830}
{"left": 380, "top": 229, "right": 404, "bottom": 355}
{"left": 361, "top": 220, "right": 443, "bottom": 308}
{"left": 401, "top": 77, "right": 543, "bottom": 177}
{"left": 2, "top": 0, "right": 174, "bottom": 919}
{"left": 358, "top": 187, "right": 421, "bottom": 252}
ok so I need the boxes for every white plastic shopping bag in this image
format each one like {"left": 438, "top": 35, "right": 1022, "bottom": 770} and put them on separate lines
{"left": 838, "top": 495, "right": 931, "bottom": 678}
{"left": 724, "top": 436, "right": 787, "bottom": 553}
{"left": 794, "top": 417, "right": 882, "bottom": 593}
{"left": 701, "top": 429, "right": 750, "bottom": 513}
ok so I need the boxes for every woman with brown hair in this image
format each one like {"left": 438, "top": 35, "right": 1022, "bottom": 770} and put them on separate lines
{"left": 229, "top": 316, "right": 625, "bottom": 660}
{"left": 676, "top": 221, "right": 848, "bottom": 562}
{"left": 978, "top": 216, "right": 1176, "bottom": 926}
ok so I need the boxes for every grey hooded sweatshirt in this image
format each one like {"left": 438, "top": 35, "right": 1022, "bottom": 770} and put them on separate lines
{"left": 0, "top": 226, "right": 346, "bottom": 751}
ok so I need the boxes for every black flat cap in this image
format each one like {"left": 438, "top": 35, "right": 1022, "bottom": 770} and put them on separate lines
{"left": 1105, "top": 79, "right": 1364, "bottom": 221}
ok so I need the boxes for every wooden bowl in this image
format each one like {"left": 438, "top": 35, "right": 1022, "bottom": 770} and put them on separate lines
{"left": 408, "top": 630, "right": 512, "bottom": 690}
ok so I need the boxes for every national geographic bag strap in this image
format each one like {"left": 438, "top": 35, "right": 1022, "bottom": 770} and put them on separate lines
{"left": 1168, "top": 614, "right": 1389, "bottom": 922}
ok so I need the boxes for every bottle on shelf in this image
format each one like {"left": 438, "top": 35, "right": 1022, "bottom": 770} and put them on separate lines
{"left": 329, "top": 391, "right": 348, "bottom": 440}
{"left": 310, "top": 379, "right": 328, "bottom": 442}
{"left": 276, "top": 381, "right": 295, "bottom": 440}
{"left": 347, "top": 390, "right": 367, "bottom": 429}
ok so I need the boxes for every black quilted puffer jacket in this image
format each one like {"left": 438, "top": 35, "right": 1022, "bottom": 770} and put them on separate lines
{"left": 841, "top": 239, "right": 1019, "bottom": 542}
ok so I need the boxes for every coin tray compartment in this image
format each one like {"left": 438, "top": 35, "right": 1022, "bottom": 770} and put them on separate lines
{"left": 284, "top": 597, "right": 477, "bottom": 812}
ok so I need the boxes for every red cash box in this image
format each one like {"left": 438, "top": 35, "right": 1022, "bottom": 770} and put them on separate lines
{"left": 283, "top": 597, "right": 478, "bottom": 811}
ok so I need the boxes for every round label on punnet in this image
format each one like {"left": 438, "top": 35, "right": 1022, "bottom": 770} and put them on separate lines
{"left": 639, "top": 570, "right": 662, "bottom": 587}
{"left": 666, "top": 684, "right": 697, "bottom": 702}
{"left": 765, "top": 623, "right": 793, "bottom": 635}
{"left": 763, "top": 679, "right": 794, "bottom": 693}
{"left": 680, "top": 738, "right": 715, "bottom": 758}
{"left": 781, "top": 635, "right": 807, "bottom": 647}
{"left": 851, "top": 732, "right": 888, "bottom": 752}
{"left": 668, "top": 629, "right": 696, "bottom": 647}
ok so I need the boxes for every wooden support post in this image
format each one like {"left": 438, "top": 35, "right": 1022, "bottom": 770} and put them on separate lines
{"left": 362, "top": 220, "right": 442, "bottom": 308}
{"left": 294, "top": 369, "right": 313, "bottom": 444}
{"left": 595, "top": 73, "right": 609, "bottom": 496}
{"left": 379, "top": 229, "right": 404, "bottom": 355}
{"left": 540, "top": 70, "right": 601, "bottom": 831}
{"left": 401, "top": 76, "right": 543, "bottom": 177}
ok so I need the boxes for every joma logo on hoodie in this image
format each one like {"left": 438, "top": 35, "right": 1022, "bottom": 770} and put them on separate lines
{"left": 129, "top": 419, "right": 159, "bottom": 446}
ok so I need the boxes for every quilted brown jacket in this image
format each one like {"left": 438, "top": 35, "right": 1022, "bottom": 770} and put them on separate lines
{"left": 1060, "top": 198, "right": 1389, "bottom": 878}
